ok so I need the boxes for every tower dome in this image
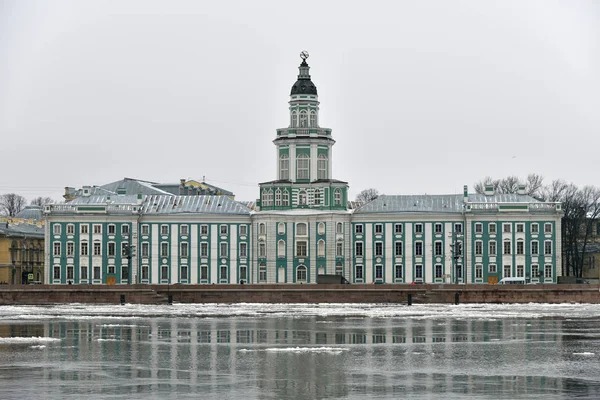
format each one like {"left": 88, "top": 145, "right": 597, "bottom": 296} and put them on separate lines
{"left": 290, "top": 52, "right": 318, "bottom": 95}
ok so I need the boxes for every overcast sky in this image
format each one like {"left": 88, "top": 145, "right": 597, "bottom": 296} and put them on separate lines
{"left": 1, "top": 0, "right": 598, "bottom": 203}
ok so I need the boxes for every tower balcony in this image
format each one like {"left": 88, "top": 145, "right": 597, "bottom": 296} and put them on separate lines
{"left": 276, "top": 127, "right": 332, "bottom": 138}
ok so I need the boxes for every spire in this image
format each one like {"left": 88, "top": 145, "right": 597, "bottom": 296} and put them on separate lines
{"left": 290, "top": 51, "right": 318, "bottom": 95}
{"left": 298, "top": 51, "right": 311, "bottom": 79}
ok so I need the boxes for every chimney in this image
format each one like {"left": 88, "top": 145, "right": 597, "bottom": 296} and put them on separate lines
{"left": 179, "top": 179, "right": 185, "bottom": 195}
{"left": 463, "top": 185, "right": 468, "bottom": 203}
{"left": 82, "top": 186, "right": 91, "bottom": 197}
{"left": 517, "top": 185, "right": 526, "bottom": 195}
{"left": 484, "top": 185, "right": 495, "bottom": 196}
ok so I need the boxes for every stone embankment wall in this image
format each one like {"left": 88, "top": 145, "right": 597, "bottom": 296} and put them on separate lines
{"left": 1, "top": 284, "right": 599, "bottom": 305}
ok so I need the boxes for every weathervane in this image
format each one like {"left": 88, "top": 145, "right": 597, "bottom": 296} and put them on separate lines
{"left": 300, "top": 51, "right": 309, "bottom": 61}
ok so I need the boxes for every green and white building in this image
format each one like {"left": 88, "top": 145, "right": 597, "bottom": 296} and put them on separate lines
{"left": 44, "top": 53, "right": 563, "bottom": 285}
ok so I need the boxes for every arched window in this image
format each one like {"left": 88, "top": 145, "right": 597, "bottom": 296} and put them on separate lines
{"left": 334, "top": 188, "right": 342, "bottom": 206}
{"left": 296, "top": 223, "right": 308, "bottom": 236}
{"left": 275, "top": 189, "right": 282, "bottom": 206}
{"left": 296, "top": 265, "right": 307, "bottom": 283}
{"left": 279, "top": 154, "right": 289, "bottom": 180}
{"left": 282, "top": 190, "right": 290, "bottom": 206}
{"left": 296, "top": 154, "right": 309, "bottom": 180}
{"left": 277, "top": 240, "right": 285, "bottom": 258}
{"left": 317, "top": 155, "right": 328, "bottom": 180}
{"left": 259, "top": 223, "right": 266, "bottom": 235}
{"left": 314, "top": 189, "right": 322, "bottom": 205}
{"left": 317, "top": 240, "right": 325, "bottom": 257}
{"left": 298, "top": 190, "right": 308, "bottom": 206}
{"left": 262, "top": 190, "right": 273, "bottom": 206}
{"left": 291, "top": 111, "right": 297, "bottom": 127}
{"left": 278, "top": 222, "right": 286, "bottom": 234}
{"left": 336, "top": 222, "right": 343, "bottom": 234}
{"left": 309, "top": 111, "right": 316, "bottom": 127}
{"left": 318, "top": 222, "right": 325, "bottom": 235}
{"left": 299, "top": 111, "right": 307, "bottom": 127}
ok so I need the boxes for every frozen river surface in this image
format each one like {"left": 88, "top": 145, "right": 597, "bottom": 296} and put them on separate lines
{"left": 1, "top": 303, "right": 600, "bottom": 399}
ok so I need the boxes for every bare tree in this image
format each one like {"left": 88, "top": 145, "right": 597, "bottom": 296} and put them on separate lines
{"left": 355, "top": 188, "right": 380, "bottom": 204}
{"left": 525, "top": 173, "right": 545, "bottom": 200}
{"left": 30, "top": 196, "right": 54, "bottom": 207}
{"left": 474, "top": 174, "right": 544, "bottom": 198}
{"left": 0, "top": 193, "right": 27, "bottom": 217}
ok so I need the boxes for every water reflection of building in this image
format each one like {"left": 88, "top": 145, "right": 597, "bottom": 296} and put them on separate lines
{"left": 17, "top": 316, "right": 571, "bottom": 398}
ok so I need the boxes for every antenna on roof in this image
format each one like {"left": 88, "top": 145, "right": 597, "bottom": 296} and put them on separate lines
{"left": 202, "top": 175, "right": 206, "bottom": 183}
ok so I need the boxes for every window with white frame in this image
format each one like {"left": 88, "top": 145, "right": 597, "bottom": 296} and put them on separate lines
{"left": 415, "top": 264, "right": 423, "bottom": 279}
{"left": 355, "top": 265, "right": 363, "bottom": 279}
{"left": 544, "top": 241, "right": 552, "bottom": 255}
{"left": 314, "top": 189, "right": 322, "bottom": 205}
{"left": 336, "top": 222, "right": 343, "bottom": 234}
{"left": 532, "top": 264, "right": 539, "bottom": 278}
{"left": 180, "top": 225, "right": 188, "bottom": 236}
{"left": 335, "top": 262, "right": 343, "bottom": 276}
{"left": 141, "top": 242, "right": 149, "bottom": 257}
{"left": 475, "top": 223, "right": 482, "bottom": 234}
{"left": 239, "top": 265, "right": 247, "bottom": 281}
{"left": 355, "top": 224, "right": 363, "bottom": 234}
{"left": 475, "top": 264, "right": 483, "bottom": 279}
{"left": 259, "top": 263, "right": 267, "bottom": 282}
{"left": 489, "top": 241, "right": 496, "bottom": 255}
{"left": 336, "top": 242, "right": 343, "bottom": 257}
{"left": 275, "top": 189, "right": 282, "bottom": 206}
{"left": 375, "top": 242, "right": 383, "bottom": 257}
{"left": 108, "top": 224, "right": 116, "bottom": 235}
{"left": 375, "top": 224, "right": 383, "bottom": 234}
{"left": 67, "top": 242, "right": 74, "bottom": 257}
{"left": 415, "top": 224, "right": 423, "bottom": 234}
{"left": 296, "top": 154, "right": 310, "bottom": 180}
{"left": 544, "top": 264, "right": 552, "bottom": 278}
{"left": 475, "top": 241, "right": 483, "bottom": 256}
{"left": 240, "top": 242, "right": 248, "bottom": 258}
{"left": 334, "top": 189, "right": 342, "bottom": 206}
{"left": 489, "top": 223, "right": 496, "bottom": 234}
{"left": 161, "top": 265, "right": 169, "bottom": 281}
{"left": 355, "top": 242, "right": 363, "bottom": 257}
{"left": 297, "top": 265, "right": 307, "bottom": 282}
{"left": 141, "top": 224, "right": 149, "bottom": 235}
{"left": 53, "top": 242, "right": 61, "bottom": 256}
{"left": 282, "top": 190, "right": 290, "bottom": 206}
{"left": 489, "top": 264, "right": 497, "bottom": 273}
{"left": 180, "top": 265, "right": 188, "bottom": 280}
{"left": 375, "top": 265, "right": 383, "bottom": 279}
{"left": 517, "top": 265, "right": 524, "bottom": 277}
{"left": 434, "top": 223, "right": 442, "bottom": 234}
{"left": 291, "top": 111, "right": 297, "bottom": 127}
{"left": 298, "top": 190, "right": 307, "bottom": 205}
{"left": 516, "top": 241, "right": 524, "bottom": 255}
{"left": 81, "top": 266, "right": 88, "bottom": 280}
{"left": 310, "top": 111, "right": 316, "bottom": 127}
{"left": 53, "top": 224, "right": 61, "bottom": 235}
{"left": 161, "top": 225, "right": 169, "bottom": 236}
{"left": 531, "top": 223, "right": 539, "bottom": 234}
{"left": 200, "top": 265, "right": 208, "bottom": 280}
{"left": 395, "top": 224, "right": 403, "bottom": 234}
{"left": 180, "top": 242, "right": 189, "bottom": 258}
{"left": 262, "top": 189, "right": 273, "bottom": 206}
{"left": 239, "top": 225, "right": 248, "bottom": 236}
{"left": 200, "top": 242, "right": 208, "bottom": 257}
{"left": 108, "top": 242, "right": 116, "bottom": 257}
{"left": 516, "top": 223, "right": 524, "bottom": 233}
{"left": 296, "top": 223, "right": 307, "bottom": 236}
{"left": 317, "top": 155, "right": 328, "bottom": 179}
{"left": 81, "top": 242, "right": 88, "bottom": 256}
{"left": 81, "top": 224, "right": 88, "bottom": 234}
{"left": 503, "top": 265, "right": 511, "bottom": 277}
{"left": 200, "top": 225, "right": 208, "bottom": 236}
{"left": 279, "top": 155, "right": 289, "bottom": 180}
{"left": 503, "top": 224, "right": 511, "bottom": 233}
{"left": 220, "top": 225, "right": 228, "bottom": 235}
{"left": 503, "top": 241, "right": 511, "bottom": 255}
{"left": 454, "top": 223, "right": 463, "bottom": 233}
{"left": 395, "top": 265, "right": 403, "bottom": 279}
{"left": 415, "top": 242, "right": 423, "bottom": 256}
{"left": 220, "top": 242, "right": 228, "bottom": 257}
{"left": 93, "top": 242, "right": 101, "bottom": 256}
{"left": 299, "top": 110, "right": 307, "bottom": 127}
{"left": 93, "top": 224, "right": 101, "bottom": 234}
{"left": 67, "top": 224, "right": 74, "bottom": 235}
{"left": 93, "top": 266, "right": 101, "bottom": 280}
{"left": 259, "top": 223, "right": 266, "bottom": 235}
{"left": 160, "top": 242, "right": 168, "bottom": 257}
{"left": 220, "top": 265, "right": 227, "bottom": 280}
{"left": 531, "top": 241, "right": 538, "bottom": 255}
{"left": 545, "top": 223, "right": 552, "bottom": 234}
{"left": 456, "top": 265, "right": 462, "bottom": 279}
{"left": 296, "top": 241, "right": 307, "bottom": 257}
{"left": 122, "top": 224, "right": 130, "bottom": 236}
{"left": 395, "top": 241, "right": 403, "bottom": 256}
{"left": 435, "top": 241, "right": 443, "bottom": 256}
{"left": 277, "top": 240, "right": 285, "bottom": 257}
{"left": 141, "top": 265, "right": 149, "bottom": 280}
{"left": 436, "top": 264, "right": 443, "bottom": 278}
{"left": 277, "top": 222, "right": 285, "bottom": 235}
{"left": 53, "top": 266, "right": 60, "bottom": 280}
{"left": 258, "top": 242, "right": 266, "bottom": 257}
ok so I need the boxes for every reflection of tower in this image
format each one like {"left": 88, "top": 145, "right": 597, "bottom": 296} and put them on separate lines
{"left": 258, "top": 51, "right": 348, "bottom": 211}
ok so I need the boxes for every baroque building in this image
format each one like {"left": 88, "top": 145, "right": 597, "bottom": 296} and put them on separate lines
{"left": 44, "top": 53, "right": 563, "bottom": 285}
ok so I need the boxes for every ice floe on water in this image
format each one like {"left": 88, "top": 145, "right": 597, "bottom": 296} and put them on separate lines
{"left": 0, "top": 303, "right": 599, "bottom": 321}
{"left": 573, "top": 352, "right": 595, "bottom": 356}
{"left": 30, "top": 345, "right": 46, "bottom": 349}
{"left": 239, "top": 346, "right": 349, "bottom": 354}
{"left": 0, "top": 337, "right": 60, "bottom": 344}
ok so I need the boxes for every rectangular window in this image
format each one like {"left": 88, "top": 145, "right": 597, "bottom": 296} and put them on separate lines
{"left": 435, "top": 241, "right": 443, "bottom": 256}
{"left": 475, "top": 264, "right": 482, "bottom": 279}
{"left": 517, "top": 265, "right": 524, "bottom": 277}
{"left": 65, "top": 242, "right": 73, "bottom": 257}
{"left": 239, "top": 265, "right": 247, "bottom": 281}
{"left": 121, "top": 266, "right": 129, "bottom": 281}
{"left": 67, "top": 224, "right": 74, "bottom": 235}
{"left": 179, "top": 265, "right": 188, "bottom": 281}
{"left": 544, "top": 223, "right": 552, "bottom": 234}
{"left": 81, "top": 242, "right": 88, "bottom": 256}
{"left": 355, "top": 242, "right": 363, "bottom": 257}
{"left": 516, "top": 241, "right": 524, "bottom": 255}
{"left": 531, "top": 241, "right": 539, "bottom": 255}
{"left": 395, "top": 265, "right": 403, "bottom": 279}
{"left": 161, "top": 242, "right": 168, "bottom": 257}
{"left": 489, "top": 264, "right": 497, "bottom": 273}
{"left": 180, "top": 225, "right": 188, "bottom": 236}
{"left": 141, "top": 242, "right": 149, "bottom": 257}
{"left": 544, "top": 264, "right": 552, "bottom": 278}
{"left": 503, "top": 241, "right": 511, "bottom": 255}
{"left": 336, "top": 242, "right": 343, "bottom": 257}
{"left": 122, "top": 224, "right": 130, "bottom": 235}
{"left": 454, "top": 223, "right": 462, "bottom": 234}
{"left": 475, "top": 223, "right": 482, "bottom": 234}
{"left": 435, "top": 223, "right": 442, "bottom": 234}
{"left": 239, "top": 225, "right": 248, "bottom": 236}
{"left": 161, "top": 225, "right": 169, "bottom": 236}
{"left": 531, "top": 223, "right": 539, "bottom": 234}
{"left": 395, "top": 241, "right": 403, "bottom": 257}
{"left": 108, "top": 242, "right": 116, "bottom": 257}
{"left": 66, "top": 265, "right": 74, "bottom": 280}
{"left": 81, "top": 266, "right": 88, "bottom": 280}
{"left": 503, "top": 224, "right": 511, "bottom": 233}
{"left": 516, "top": 224, "right": 524, "bottom": 233}
{"left": 200, "top": 225, "right": 208, "bottom": 236}
{"left": 503, "top": 265, "right": 511, "bottom": 277}
{"left": 161, "top": 266, "right": 169, "bottom": 281}
{"left": 259, "top": 265, "right": 267, "bottom": 282}
{"left": 93, "top": 242, "right": 101, "bottom": 256}
{"left": 108, "top": 265, "right": 115, "bottom": 274}
{"left": 180, "top": 242, "right": 188, "bottom": 258}
{"left": 415, "top": 242, "right": 423, "bottom": 256}
{"left": 489, "top": 224, "right": 496, "bottom": 234}
{"left": 395, "top": 224, "right": 403, "bottom": 234}
{"left": 240, "top": 242, "right": 248, "bottom": 258}
{"left": 489, "top": 241, "right": 496, "bottom": 255}
{"left": 532, "top": 264, "right": 539, "bottom": 278}
{"left": 220, "top": 242, "right": 228, "bottom": 257}
{"left": 375, "top": 265, "right": 383, "bottom": 279}
{"left": 200, "top": 265, "right": 208, "bottom": 280}
{"left": 475, "top": 241, "right": 482, "bottom": 256}
{"left": 81, "top": 224, "right": 88, "bottom": 234}
{"left": 53, "top": 224, "right": 61, "bottom": 235}
{"left": 415, "top": 224, "right": 423, "bottom": 234}
{"left": 141, "top": 224, "right": 149, "bottom": 235}
{"left": 220, "top": 225, "right": 228, "bottom": 235}
{"left": 355, "top": 225, "right": 363, "bottom": 234}
{"left": 53, "top": 266, "right": 61, "bottom": 280}
{"left": 544, "top": 241, "right": 552, "bottom": 255}
{"left": 259, "top": 243, "right": 266, "bottom": 257}
{"left": 415, "top": 264, "right": 423, "bottom": 279}
{"left": 93, "top": 224, "right": 101, "bottom": 234}
{"left": 456, "top": 265, "right": 462, "bottom": 279}
{"left": 200, "top": 242, "right": 208, "bottom": 257}
{"left": 375, "top": 242, "right": 383, "bottom": 257}
{"left": 93, "top": 266, "right": 100, "bottom": 280}
{"left": 355, "top": 265, "right": 363, "bottom": 279}
{"left": 108, "top": 224, "right": 116, "bottom": 235}
{"left": 435, "top": 264, "right": 443, "bottom": 278}
{"left": 296, "top": 241, "right": 307, "bottom": 257}
{"left": 374, "top": 224, "right": 383, "bottom": 234}
{"left": 141, "top": 265, "right": 149, "bottom": 280}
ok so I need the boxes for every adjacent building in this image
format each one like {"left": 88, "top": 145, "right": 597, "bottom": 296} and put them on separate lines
{"left": 44, "top": 53, "right": 563, "bottom": 285}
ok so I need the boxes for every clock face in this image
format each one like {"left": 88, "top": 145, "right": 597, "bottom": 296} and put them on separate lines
{"left": 300, "top": 51, "right": 309, "bottom": 60}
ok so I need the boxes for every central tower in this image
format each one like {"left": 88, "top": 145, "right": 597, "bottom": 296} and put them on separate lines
{"left": 258, "top": 52, "right": 348, "bottom": 210}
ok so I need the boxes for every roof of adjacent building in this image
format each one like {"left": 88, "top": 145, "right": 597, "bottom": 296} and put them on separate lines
{"left": 354, "top": 193, "right": 543, "bottom": 214}
{"left": 140, "top": 195, "right": 251, "bottom": 215}
{"left": 0, "top": 221, "right": 44, "bottom": 238}
{"left": 15, "top": 206, "right": 43, "bottom": 221}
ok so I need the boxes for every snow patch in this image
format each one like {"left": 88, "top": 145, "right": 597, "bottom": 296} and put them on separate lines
{"left": 0, "top": 337, "right": 60, "bottom": 344}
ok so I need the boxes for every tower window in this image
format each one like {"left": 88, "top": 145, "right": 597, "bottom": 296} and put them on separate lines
{"left": 297, "top": 154, "right": 309, "bottom": 180}
{"left": 298, "top": 190, "right": 307, "bottom": 205}
{"left": 279, "top": 155, "right": 289, "bottom": 180}
{"left": 282, "top": 190, "right": 290, "bottom": 206}
{"left": 299, "top": 111, "right": 307, "bottom": 127}
{"left": 317, "top": 155, "right": 328, "bottom": 180}
{"left": 334, "top": 189, "right": 342, "bottom": 206}
{"left": 291, "top": 111, "right": 297, "bottom": 127}
{"left": 310, "top": 111, "right": 316, "bottom": 127}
